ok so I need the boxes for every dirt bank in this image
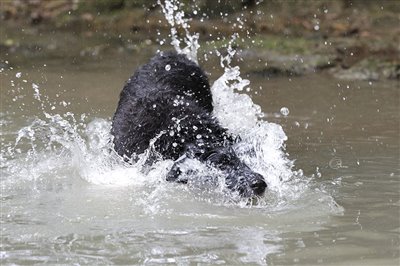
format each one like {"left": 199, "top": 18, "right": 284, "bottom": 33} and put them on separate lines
{"left": 1, "top": 0, "right": 399, "bottom": 80}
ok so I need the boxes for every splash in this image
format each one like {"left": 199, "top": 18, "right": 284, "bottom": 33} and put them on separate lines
{"left": 0, "top": 1, "right": 343, "bottom": 214}
{"left": 154, "top": 1, "right": 341, "bottom": 210}
{"left": 158, "top": 0, "right": 200, "bottom": 63}
{"left": 212, "top": 55, "right": 262, "bottom": 134}
{"left": 208, "top": 37, "right": 297, "bottom": 195}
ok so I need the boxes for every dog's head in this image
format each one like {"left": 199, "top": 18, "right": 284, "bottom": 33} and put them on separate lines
{"left": 204, "top": 147, "right": 267, "bottom": 197}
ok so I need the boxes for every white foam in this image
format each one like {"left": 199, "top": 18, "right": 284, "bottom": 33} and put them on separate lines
{"left": 1, "top": 0, "right": 343, "bottom": 214}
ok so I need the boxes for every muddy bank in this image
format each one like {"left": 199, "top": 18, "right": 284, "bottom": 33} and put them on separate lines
{"left": 1, "top": 0, "right": 399, "bottom": 81}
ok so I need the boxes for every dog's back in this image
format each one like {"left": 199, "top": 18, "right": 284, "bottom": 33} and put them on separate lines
{"left": 111, "top": 52, "right": 214, "bottom": 159}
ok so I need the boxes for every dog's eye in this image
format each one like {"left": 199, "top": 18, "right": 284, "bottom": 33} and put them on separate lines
{"left": 206, "top": 152, "right": 218, "bottom": 161}
{"left": 206, "top": 152, "right": 232, "bottom": 165}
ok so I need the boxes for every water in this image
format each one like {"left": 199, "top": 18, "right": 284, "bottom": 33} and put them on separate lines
{"left": 1, "top": 2, "right": 399, "bottom": 265}
{"left": 1, "top": 56, "right": 399, "bottom": 266}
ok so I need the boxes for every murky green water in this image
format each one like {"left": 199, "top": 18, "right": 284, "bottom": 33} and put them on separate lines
{"left": 1, "top": 37, "right": 399, "bottom": 266}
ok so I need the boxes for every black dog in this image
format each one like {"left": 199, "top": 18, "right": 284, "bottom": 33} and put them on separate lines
{"left": 111, "top": 51, "right": 266, "bottom": 197}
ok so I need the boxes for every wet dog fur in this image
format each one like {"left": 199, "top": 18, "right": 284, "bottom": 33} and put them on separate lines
{"left": 111, "top": 51, "right": 266, "bottom": 197}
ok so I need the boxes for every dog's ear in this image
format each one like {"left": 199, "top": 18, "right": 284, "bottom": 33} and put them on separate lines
{"left": 166, "top": 162, "right": 187, "bottom": 184}
{"left": 184, "top": 143, "right": 204, "bottom": 158}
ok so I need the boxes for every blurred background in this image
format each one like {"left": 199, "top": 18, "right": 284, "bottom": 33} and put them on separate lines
{"left": 1, "top": 0, "right": 399, "bottom": 81}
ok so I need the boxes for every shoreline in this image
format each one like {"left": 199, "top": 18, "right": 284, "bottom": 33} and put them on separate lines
{"left": 1, "top": 1, "right": 399, "bottom": 81}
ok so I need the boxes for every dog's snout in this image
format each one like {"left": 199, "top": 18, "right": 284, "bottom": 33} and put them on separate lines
{"left": 226, "top": 171, "right": 267, "bottom": 198}
{"left": 249, "top": 173, "right": 267, "bottom": 196}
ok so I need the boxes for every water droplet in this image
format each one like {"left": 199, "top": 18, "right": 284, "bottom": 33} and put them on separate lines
{"left": 280, "top": 107, "right": 289, "bottom": 116}
{"left": 165, "top": 64, "right": 171, "bottom": 71}
{"left": 329, "top": 158, "right": 343, "bottom": 169}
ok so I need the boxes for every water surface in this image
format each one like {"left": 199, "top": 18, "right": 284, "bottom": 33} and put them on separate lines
{"left": 1, "top": 47, "right": 399, "bottom": 265}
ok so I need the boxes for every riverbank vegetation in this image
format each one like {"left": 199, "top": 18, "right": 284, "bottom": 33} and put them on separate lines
{"left": 1, "top": 0, "right": 399, "bottom": 80}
